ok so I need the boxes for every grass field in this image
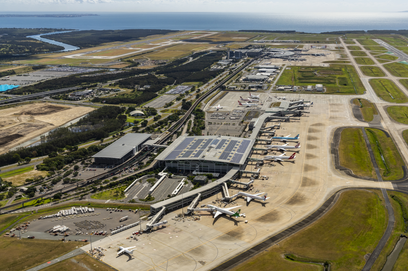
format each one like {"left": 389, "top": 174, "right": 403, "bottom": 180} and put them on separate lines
{"left": 401, "top": 79, "right": 408, "bottom": 91}
{"left": 0, "top": 166, "right": 34, "bottom": 179}
{"left": 347, "top": 46, "right": 362, "bottom": 50}
{"left": 350, "top": 50, "right": 368, "bottom": 57}
{"left": 357, "top": 39, "right": 379, "bottom": 45}
{"left": 375, "top": 54, "right": 399, "bottom": 61}
{"left": 353, "top": 98, "right": 378, "bottom": 122}
{"left": 384, "top": 62, "right": 408, "bottom": 77}
{"left": 369, "top": 79, "right": 408, "bottom": 103}
{"left": 200, "top": 32, "right": 257, "bottom": 42}
{"left": 355, "top": 57, "right": 375, "bottom": 65}
{"left": 91, "top": 186, "right": 126, "bottom": 200}
{"left": 0, "top": 214, "right": 26, "bottom": 234}
{"left": 276, "top": 65, "right": 365, "bottom": 94}
{"left": 338, "top": 128, "right": 376, "bottom": 179}
{"left": 386, "top": 106, "right": 408, "bottom": 125}
{"left": 0, "top": 238, "right": 81, "bottom": 271}
{"left": 234, "top": 190, "right": 387, "bottom": 271}
{"left": 363, "top": 45, "right": 387, "bottom": 52}
{"left": 379, "top": 36, "right": 408, "bottom": 47}
{"left": 87, "top": 48, "right": 139, "bottom": 57}
{"left": 42, "top": 253, "right": 115, "bottom": 271}
{"left": 360, "top": 66, "right": 386, "bottom": 77}
{"left": 365, "top": 128, "right": 405, "bottom": 181}
{"left": 142, "top": 43, "right": 212, "bottom": 60}
{"left": 389, "top": 191, "right": 408, "bottom": 270}
{"left": 343, "top": 40, "right": 355, "bottom": 44}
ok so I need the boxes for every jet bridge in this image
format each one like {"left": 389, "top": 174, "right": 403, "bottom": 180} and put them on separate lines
{"left": 146, "top": 207, "right": 166, "bottom": 229}
{"left": 230, "top": 179, "right": 254, "bottom": 189}
{"left": 222, "top": 182, "right": 230, "bottom": 198}
{"left": 187, "top": 193, "right": 201, "bottom": 214}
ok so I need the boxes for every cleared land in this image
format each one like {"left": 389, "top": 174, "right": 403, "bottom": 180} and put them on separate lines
{"left": 353, "top": 98, "right": 378, "bottom": 122}
{"left": 355, "top": 57, "right": 375, "bottom": 65}
{"left": 0, "top": 166, "right": 33, "bottom": 178}
{"left": 338, "top": 128, "right": 376, "bottom": 179}
{"left": 42, "top": 253, "right": 115, "bottom": 271}
{"left": 365, "top": 128, "right": 405, "bottom": 181}
{"left": 276, "top": 65, "right": 365, "bottom": 94}
{"left": 363, "top": 45, "right": 388, "bottom": 52}
{"left": 350, "top": 50, "right": 368, "bottom": 57}
{"left": 0, "top": 167, "right": 47, "bottom": 186}
{"left": 357, "top": 39, "right": 379, "bottom": 46}
{"left": 234, "top": 190, "right": 387, "bottom": 271}
{"left": 383, "top": 62, "right": 408, "bottom": 77}
{"left": 369, "top": 79, "right": 408, "bottom": 103}
{"left": 387, "top": 106, "right": 408, "bottom": 125}
{"left": 0, "top": 103, "right": 94, "bottom": 154}
{"left": 141, "top": 43, "right": 212, "bottom": 60}
{"left": 0, "top": 238, "right": 82, "bottom": 271}
{"left": 360, "top": 66, "right": 386, "bottom": 77}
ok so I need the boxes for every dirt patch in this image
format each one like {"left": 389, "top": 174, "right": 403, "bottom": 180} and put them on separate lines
{"left": 305, "top": 153, "right": 318, "bottom": 159}
{"left": 306, "top": 144, "right": 317, "bottom": 149}
{"left": 285, "top": 192, "right": 307, "bottom": 205}
{"left": 304, "top": 164, "right": 318, "bottom": 172}
{"left": 311, "top": 123, "right": 325, "bottom": 127}
{"left": 188, "top": 245, "right": 207, "bottom": 256}
{"left": 0, "top": 134, "right": 23, "bottom": 147}
{"left": 308, "top": 127, "right": 321, "bottom": 133}
{"left": 307, "top": 135, "right": 319, "bottom": 141}
{"left": 5, "top": 169, "right": 48, "bottom": 186}
{"left": 301, "top": 177, "right": 318, "bottom": 187}
{"left": 255, "top": 210, "right": 281, "bottom": 223}
{"left": 16, "top": 104, "right": 69, "bottom": 116}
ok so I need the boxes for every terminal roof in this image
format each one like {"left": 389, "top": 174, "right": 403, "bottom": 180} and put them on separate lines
{"left": 93, "top": 133, "right": 151, "bottom": 159}
{"left": 156, "top": 136, "right": 255, "bottom": 165}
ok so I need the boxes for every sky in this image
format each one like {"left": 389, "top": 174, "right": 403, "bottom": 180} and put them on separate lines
{"left": 0, "top": 0, "right": 406, "bottom": 13}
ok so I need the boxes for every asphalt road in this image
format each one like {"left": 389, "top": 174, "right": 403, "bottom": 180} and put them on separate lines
{"left": 374, "top": 39, "right": 408, "bottom": 62}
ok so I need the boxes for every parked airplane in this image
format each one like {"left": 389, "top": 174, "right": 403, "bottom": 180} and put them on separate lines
{"left": 267, "top": 143, "right": 301, "bottom": 152}
{"left": 240, "top": 96, "right": 258, "bottom": 102}
{"left": 304, "top": 102, "right": 314, "bottom": 107}
{"left": 272, "top": 134, "right": 300, "bottom": 142}
{"left": 211, "top": 104, "right": 223, "bottom": 110}
{"left": 117, "top": 246, "right": 136, "bottom": 258}
{"left": 238, "top": 192, "right": 270, "bottom": 203}
{"left": 198, "top": 204, "right": 246, "bottom": 219}
{"left": 238, "top": 101, "right": 258, "bottom": 107}
{"left": 264, "top": 152, "right": 296, "bottom": 162}
{"left": 249, "top": 92, "right": 260, "bottom": 99}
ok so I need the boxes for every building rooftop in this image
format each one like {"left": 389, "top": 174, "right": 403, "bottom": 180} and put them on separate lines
{"left": 129, "top": 110, "right": 144, "bottom": 115}
{"left": 156, "top": 135, "right": 255, "bottom": 165}
{"left": 93, "top": 133, "right": 151, "bottom": 159}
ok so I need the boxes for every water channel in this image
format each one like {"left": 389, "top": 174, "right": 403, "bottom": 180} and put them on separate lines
{"left": 382, "top": 236, "right": 407, "bottom": 271}
{"left": 27, "top": 31, "right": 79, "bottom": 52}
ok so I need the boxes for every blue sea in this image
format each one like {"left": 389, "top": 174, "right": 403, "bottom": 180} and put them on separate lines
{"left": 0, "top": 12, "right": 408, "bottom": 33}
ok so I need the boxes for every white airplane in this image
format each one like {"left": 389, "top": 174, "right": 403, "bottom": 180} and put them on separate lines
{"left": 264, "top": 152, "right": 296, "bottom": 162}
{"left": 249, "top": 92, "right": 260, "bottom": 99}
{"left": 238, "top": 192, "right": 270, "bottom": 203}
{"left": 272, "top": 134, "right": 300, "bottom": 142}
{"left": 238, "top": 101, "right": 258, "bottom": 107}
{"left": 117, "top": 246, "right": 136, "bottom": 258}
{"left": 211, "top": 104, "right": 223, "bottom": 110}
{"left": 267, "top": 143, "right": 301, "bottom": 152}
{"left": 240, "top": 96, "right": 258, "bottom": 102}
{"left": 197, "top": 204, "right": 246, "bottom": 219}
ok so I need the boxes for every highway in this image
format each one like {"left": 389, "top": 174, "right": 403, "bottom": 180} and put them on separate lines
{"left": 0, "top": 86, "right": 80, "bottom": 105}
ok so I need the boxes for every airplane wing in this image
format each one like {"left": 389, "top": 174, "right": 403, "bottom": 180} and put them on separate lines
{"left": 246, "top": 197, "right": 252, "bottom": 203}
{"left": 224, "top": 205, "right": 241, "bottom": 211}
{"left": 214, "top": 211, "right": 223, "bottom": 219}
{"left": 125, "top": 246, "right": 136, "bottom": 250}
{"left": 278, "top": 147, "right": 285, "bottom": 152}
{"left": 285, "top": 134, "right": 291, "bottom": 137}
{"left": 274, "top": 158, "right": 282, "bottom": 162}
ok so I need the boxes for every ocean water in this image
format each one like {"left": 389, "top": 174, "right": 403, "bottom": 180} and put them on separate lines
{"left": 0, "top": 12, "right": 407, "bottom": 32}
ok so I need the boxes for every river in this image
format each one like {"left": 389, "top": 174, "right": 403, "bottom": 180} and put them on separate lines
{"left": 27, "top": 31, "right": 80, "bottom": 52}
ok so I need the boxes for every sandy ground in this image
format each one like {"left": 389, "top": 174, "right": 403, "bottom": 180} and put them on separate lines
{"left": 4, "top": 169, "right": 48, "bottom": 186}
{"left": 0, "top": 102, "right": 94, "bottom": 154}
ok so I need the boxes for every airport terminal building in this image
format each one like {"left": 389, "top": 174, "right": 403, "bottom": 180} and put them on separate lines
{"left": 93, "top": 133, "right": 151, "bottom": 165}
{"left": 156, "top": 135, "right": 255, "bottom": 174}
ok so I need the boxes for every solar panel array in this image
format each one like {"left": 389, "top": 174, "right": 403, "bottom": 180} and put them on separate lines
{"left": 164, "top": 137, "right": 252, "bottom": 164}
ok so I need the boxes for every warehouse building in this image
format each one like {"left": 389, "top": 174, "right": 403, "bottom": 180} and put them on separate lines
{"left": 156, "top": 135, "right": 255, "bottom": 174}
{"left": 93, "top": 133, "right": 151, "bottom": 165}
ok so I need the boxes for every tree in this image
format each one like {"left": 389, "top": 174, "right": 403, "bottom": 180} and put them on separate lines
{"left": 141, "top": 120, "right": 148, "bottom": 127}
{"left": 74, "top": 165, "right": 79, "bottom": 171}
{"left": 154, "top": 115, "right": 161, "bottom": 121}
{"left": 24, "top": 157, "right": 31, "bottom": 164}
{"left": 12, "top": 153, "right": 21, "bottom": 163}
{"left": 53, "top": 193, "right": 62, "bottom": 200}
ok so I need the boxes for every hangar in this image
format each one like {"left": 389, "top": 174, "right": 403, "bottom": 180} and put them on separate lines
{"left": 92, "top": 133, "right": 151, "bottom": 165}
{"left": 156, "top": 135, "right": 255, "bottom": 174}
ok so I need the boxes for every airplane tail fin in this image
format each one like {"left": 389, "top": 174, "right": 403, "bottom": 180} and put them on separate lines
{"left": 295, "top": 143, "right": 301, "bottom": 148}
{"left": 289, "top": 153, "right": 296, "bottom": 159}
{"left": 295, "top": 134, "right": 300, "bottom": 139}
{"left": 264, "top": 193, "right": 268, "bottom": 201}
{"left": 238, "top": 101, "right": 242, "bottom": 105}
{"left": 232, "top": 209, "right": 241, "bottom": 217}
